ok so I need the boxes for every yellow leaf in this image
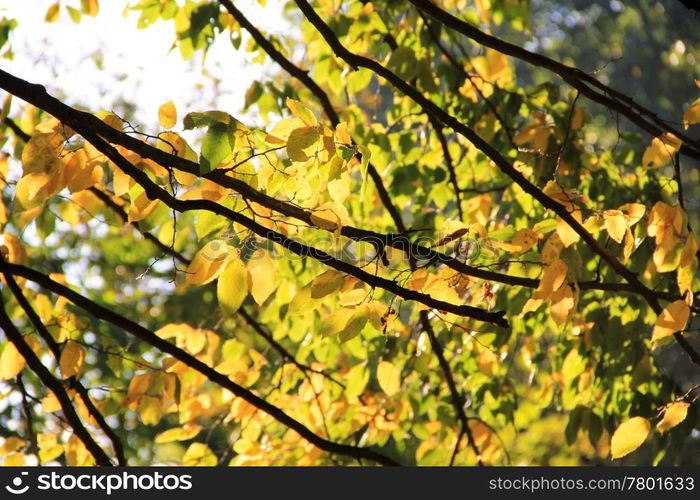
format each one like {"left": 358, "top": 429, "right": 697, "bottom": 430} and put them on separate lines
{"left": 158, "top": 101, "right": 177, "bottom": 129}
{"left": 265, "top": 117, "right": 306, "bottom": 143}
{"left": 619, "top": 203, "right": 646, "bottom": 226}
{"left": 538, "top": 258, "right": 568, "bottom": 298}
{"left": 610, "top": 417, "right": 650, "bottom": 459}
{"left": 310, "top": 269, "right": 345, "bottom": 299}
{"left": 286, "top": 98, "right": 317, "bottom": 127}
{"left": 22, "top": 121, "right": 71, "bottom": 174}
{"left": 550, "top": 284, "right": 575, "bottom": 325}
{"left": 155, "top": 425, "right": 202, "bottom": 443}
{"left": 45, "top": 2, "right": 60, "bottom": 22}
{"left": 15, "top": 171, "right": 62, "bottom": 209}
{"left": 556, "top": 214, "right": 581, "bottom": 247}
{"left": 335, "top": 122, "right": 352, "bottom": 145}
{"left": 186, "top": 240, "right": 233, "bottom": 285}
{"left": 0, "top": 437, "right": 25, "bottom": 456}
{"left": 541, "top": 232, "right": 564, "bottom": 264}
{"left": 377, "top": 360, "right": 400, "bottom": 396}
{"left": 41, "top": 391, "right": 63, "bottom": 413}
{"left": 319, "top": 308, "right": 354, "bottom": 337}
{"left": 182, "top": 442, "right": 217, "bottom": 466}
{"left": 641, "top": 133, "right": 682, "bottom": 169}
{"left": 247, "top": 249, "right": 277, "bottom": 305}
{"left": 127, "top": 189, "right": 159, "bottom": 223}
{"left": 59, "top": 341, "right": 85, "bottom": 378}
{"left": 603, "top": 209, "right": 626, "bottom": 243}
{"left": 217, "top": 258, "right": 248, "bottom": 313}
{"left": 0, "top": 342, "right": 25, "bottom": 380}
{"left": 510, "top": 227, "right": 540, "bottom": 253}
{"left": 678, "top": 235, "right": 698, "bottom": 301}
{"left": 0, "top": 233, "right": 28, "bottom": 265}
{"left": 185, "top": 329, "right": 207, "bottom": 355}
{"left": 652, "top": 300, "right": 690, "bottom": 342}
{"left": 287, "top": 126, "right": 320, "bottom": 162}
{"left": 656, "top": 402, "right": 689, "bottom": 432}
{"left": 310, "top": 207, "right": 341, "bottom": 232}
{"left": 122, "top": 373, "right": 153, "bottom": 409}
{"left": 81, "top": 0, "right": 99, "bottom": 17}
{"left": 683, "top": 99, "right": 700, "bottom": 129}
{"left": 65, "top": 433, "right": 92, "bottom": 466}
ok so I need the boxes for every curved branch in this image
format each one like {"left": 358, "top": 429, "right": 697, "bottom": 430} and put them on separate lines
{"left": 408, "top": 0, "right": 700, "bottom": 161}
{"left": 0, "top": 281, "right": 113, "bottom": 466}
{"left": 0, "top": 261, "right": 400, "bottom": 466}
{"left": 291, "top": 0, "right": 700, "bottom": 366}
{"left": 1, "top": 269, "right": 127, "bottom": 465}
{"left": 217, "top": 0, "right": 407, "bottom": 233}
{"left": 0, "top": 70, "right": 688, "bottom": 310}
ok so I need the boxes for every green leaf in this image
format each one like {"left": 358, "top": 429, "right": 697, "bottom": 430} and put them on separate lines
{"left": 183, "top": 110, "right": 235, "bottom": 130}
{"left": 199, "top": 123, "right": 232, "bottom": 173}
{"left": 345, "top": 363, "right": 369, "bottom": 398}
{"left": 387, "top": 46, "right": 418, "bottom": 81}
{"left": 286, "top": 127, "right": 320, "bottom": 162}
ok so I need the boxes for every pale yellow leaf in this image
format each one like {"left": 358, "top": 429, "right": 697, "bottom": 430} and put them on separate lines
{"left": 247, "top": 249, "right": 277, "bottom": 305}
{"left": 155, "top": 425, "right": 202, "bottom": 443}
{"left": 610, "top": 417, "right": 650, "bottom": 459}
{"left": 377, "top": 360, "right": 400, "bottom": 396}
{"left": 217, "top": 258, "right": 248, "bottom": 313}
{"left": 556, "top": 215, "right": 580, "bottom": 247}
{"left": 603, "top": 210, "right": 627, "bottom": 243}
{"left": 310, "top": 269, "right": 345, "bottom": 299}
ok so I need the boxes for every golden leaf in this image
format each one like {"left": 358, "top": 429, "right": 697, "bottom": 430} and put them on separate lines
{"left": 683, "top": 99, "right": 700, "bottom": 129}
{"left": 286, "top": 98, "right": 317, "bottom": 127}
{"left": 186, "top": 240, "right": 234, "bottom": 285}
{"left": 158, "top": 100, "right": 177, "bottom": 129}
{"left": 59, "top": 341, "right": 85, "bottom": 378}
{"left": 641, "top": 133, "right": 682, "bottom": 169}
{"left": 610, "top": 417, "right": 650, "bottom": 459}
{"left": 651, "top": 300, "right": 690, "bottom": 342}
{"left": 603, "top": 209, "right": 627, "bottom": 243}
{"left": 0, "top": 342, "right": 25, "bottom": 380}
{"left": 556, "top": 214, "right": 581, "bottom": 247}
{"left": 657, "top": 402, "right": 689, "bottom": 433}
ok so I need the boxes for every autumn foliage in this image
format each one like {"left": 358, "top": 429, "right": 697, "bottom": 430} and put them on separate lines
{"left": 0, "top": 0, "right": 698, "bottom": 466}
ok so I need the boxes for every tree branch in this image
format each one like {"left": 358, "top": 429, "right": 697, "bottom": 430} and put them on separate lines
{"left": 2, "top": 268, "right": 127, "bottom": 465}
{"left": 291, "top": 0, "right": 700, "bottom": 366}
{"left": 0, "top": 277, "right": 113, "bottom": 466}
{"left": 408, "top": 0, "right": 700, "bottom": 162}
{"left": 0, "top": 261, "right": 400, "bottom": 466}
{"left": 0, "top": 69, "right": 687, "bottom": 311}
{"left": 216, "top": 0, "right": 407, "bottom": 233}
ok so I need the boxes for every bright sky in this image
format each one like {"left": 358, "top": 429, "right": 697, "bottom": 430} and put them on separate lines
{"left": 2, "top": 0, "right": 287, "bottom": 127}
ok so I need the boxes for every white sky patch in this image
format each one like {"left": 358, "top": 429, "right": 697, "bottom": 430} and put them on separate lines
{"left": 2, "top": 0, "right": 287, "bottom": 128}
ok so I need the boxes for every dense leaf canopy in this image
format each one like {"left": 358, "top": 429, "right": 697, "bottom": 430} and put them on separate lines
{"left": 0, "top": 0, "right": 698, "bottom": 466}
